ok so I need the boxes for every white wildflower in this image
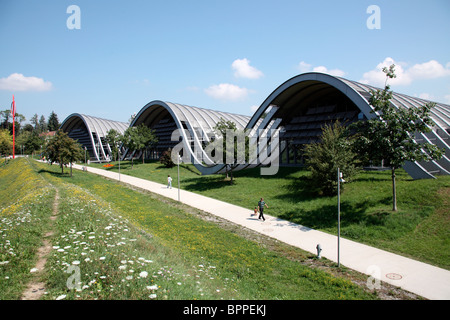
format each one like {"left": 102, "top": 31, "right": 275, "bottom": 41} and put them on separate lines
{"left": 146, "top": 285, "right": 158, "bottom": 291}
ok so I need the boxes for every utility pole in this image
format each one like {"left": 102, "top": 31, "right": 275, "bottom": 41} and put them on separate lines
{"left": 177, "top": 153, "right": 181, "bottom": 201}
{"left": 337, "top": 168, "right": 343, "bottom": 268}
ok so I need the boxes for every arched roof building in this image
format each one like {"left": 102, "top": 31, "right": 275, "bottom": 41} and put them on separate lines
{"left": 246, "top": 73, "right": 450, "bottom": 179}
{"left": 124, "top": 101, "right": 251, "bottom": 172}
{"left": 60, "top": 113, "right": 128, "bottom": 162}
{"left": 61, "top": 72, "right": 450, "bottom": 178}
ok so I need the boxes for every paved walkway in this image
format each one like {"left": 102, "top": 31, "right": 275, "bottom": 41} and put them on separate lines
{"left": 73, "top": 164, "right": 450, "bottom": 300}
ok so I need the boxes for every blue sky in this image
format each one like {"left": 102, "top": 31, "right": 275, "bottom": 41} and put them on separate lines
{"left": 1, "top": 0, "right": 449, "bottom": 125}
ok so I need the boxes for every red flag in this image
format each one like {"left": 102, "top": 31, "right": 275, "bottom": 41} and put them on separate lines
{"left": 11, "top": 95, "right": 15, "bottom": 159}
{"left": 11, "top": 95, "right": 15, "bottom": 115}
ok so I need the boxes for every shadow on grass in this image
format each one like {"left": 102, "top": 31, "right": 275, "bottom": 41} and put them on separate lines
{"left": 169, "top": 163, "right": 202, "bottom": 176}
{"left": 232, "top": 166, "right": 306, "bottom": 180}
{"left": 278, "top": 196, "right": 394, "bottom": 230}
{"left": 182, "top": 166, "right": 307, "bottom": 192}
{"left": 182, "top": 175, "right": 236, "bottom": 192}
{"left": 354, "top": 169, "right": 413, "bottom": 183}
{"left": 38, "top": 168, "right": 73, "bottom": 179}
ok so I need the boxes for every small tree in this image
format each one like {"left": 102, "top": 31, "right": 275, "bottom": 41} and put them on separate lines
{"left": 44, "top": 130, "right": 84, "bottom": 175}
{"left": 352, "top": 64, "right": 444, "bottom": 211}
{"left": 160, "top": 148, "right": 175, "bottom": 168}
{"left": 122, "top": 124, "right": 158, "bottom": 168}
{"left": 210, "top": 118, "right": 253, "bottom": 182}
{"left": 105, "top": 129, "right": 123, "bottom": 161}
{"left": 62, "top": 138, "right": 84, "bottom": 176}
{"left": 39, "top": 115, "right": 47, "bottom": 133}
{"left": 304, "top": 121, "right": 359, "bottom": 196}
{"left": 31, "top": 114, "right": 40, "bottom": 133}
{"left": 213, "top": 118, "right": 237, "bottom": 181}
{"left": 136, "top": 124, "right": 158, "bottom": 164}
{"left": 47, "top": 111, "right": 60, "bottom": 131}
{"left": 122, "top": 127, "right": 138, "bottom": 168}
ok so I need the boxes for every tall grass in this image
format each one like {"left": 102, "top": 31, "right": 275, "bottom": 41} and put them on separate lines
{"left": 32, "top": 159, "right": 376, "bottom": 300}
{"left": 0, "top": 158, "right": 55, "bottom": 299}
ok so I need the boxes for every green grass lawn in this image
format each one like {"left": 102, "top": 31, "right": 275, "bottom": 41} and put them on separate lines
{"left": 1, "top": 158, "right": 381, "bottom": 300}
{"left": 0, "top": 158, "right": 55, "bottom": 299}
{"left": 88, "top": 159, "right": 450, "bottom": 270}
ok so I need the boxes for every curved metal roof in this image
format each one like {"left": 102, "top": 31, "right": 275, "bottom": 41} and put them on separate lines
{"left": 128, "top": 100, "right": 251, "bottom": 174}
{"left": 60, "top": 113, "right": 128, "bottom": 162}
{"left": 131, "top": 100, "right": 249, "bottom": 130}
{"left": 247, "top": 72, "right": 450, "bottom": 179}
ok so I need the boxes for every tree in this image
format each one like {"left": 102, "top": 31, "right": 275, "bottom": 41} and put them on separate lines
{"left": 136, "top": 124, "right": 158, "bottom": 164}
{"left": 351, "top": 64, "right": 444, "bottom": 211}
{"left": 0, "top": 109, "right": 25, "bottom": 134}
{"left": 209, "top": 118, "right": 253, "bottom": 182}
{"left": 0, "top": 129, "right": 12, "bottom": 156}
{"left": 213, "top": 118, "right": 238, "bottom": 182}
{"left": 122, "top": 126, "right": 139, "bottom": 168}
{"left": 31, "top": 114, "right": 40, "bottom": 133}
{"left": 22, "top": 123, "right": 34, "bottom": 133}
{"left": 0, "top": 110, "right": 10, "bottom": 130}
{"left": 303, "top": 121, "right": 359, "bottom": 196}
{"left": 105, "top": 129, "right": 123, "bottom": 161}
{"left": 160, "top": 149, "right": 175, "bottom": 168}
{"left": 44, "top": 130, "right": 84, "bottom": 175}
{"left": 39, "top": 115, "right": 47, "bottom": 133}
{"left": 62, "top": 137, "right": 84, "bottom": 177}
{"left": 25, "top": 131, "right": 44, "bottom": 155}
{"left": 122, "top": 124, "right": 158, "bottom": 167}
{"left": 47, "top": 111, "right": 60, "bottom": 131}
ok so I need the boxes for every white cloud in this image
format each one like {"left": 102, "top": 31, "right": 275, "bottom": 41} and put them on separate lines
{"left": 444, "top": 95, "right": 450, "bottom": 104}
{"left": 360, "top": 57, "right": 450, "bottom": 87}
{"left": 250, "top": 105, "right": 259, "bottom": 112}
{"left": 204, "top": 83, "right": 249, "bottom": 100}
{"left": 297, "top": 61, "right": 346, "bottom": 77}
{"left": 232, "top": 58, "right": 264, "bottom": 79}
{"left": 298, "top": 61, "right": 312, "bottom": 73}
{"left": 313, "top": 66, "right": 346, "bottom": 77}
{"left": 360, "top": 57, "right": 408, "bottom": 86}
{"left": 416, "top": 93, "right": 434, "bottom": 101}
{"left": 0, "top": 73, "right": 53, "bottom": 91}
{"left": 408, "top": 60, "right": 450, "bottom": 79}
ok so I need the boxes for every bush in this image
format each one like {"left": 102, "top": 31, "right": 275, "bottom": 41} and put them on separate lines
{"left": 160, "top": 149, "right": 175, "bottom": 168}
{"left": 303, "top": 121, "right": 359, "bottom": 196}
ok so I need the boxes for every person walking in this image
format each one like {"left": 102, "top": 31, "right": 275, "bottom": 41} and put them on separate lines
{"left": 258, "top": 198, "right": 268, "bottom": 222}
{"left": 167, "top": 175, "right": 172, "bottom": 189}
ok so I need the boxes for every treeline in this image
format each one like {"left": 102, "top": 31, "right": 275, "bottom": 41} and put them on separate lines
{"left": 0, "top": 110, "right": 61, "bottom": 156}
